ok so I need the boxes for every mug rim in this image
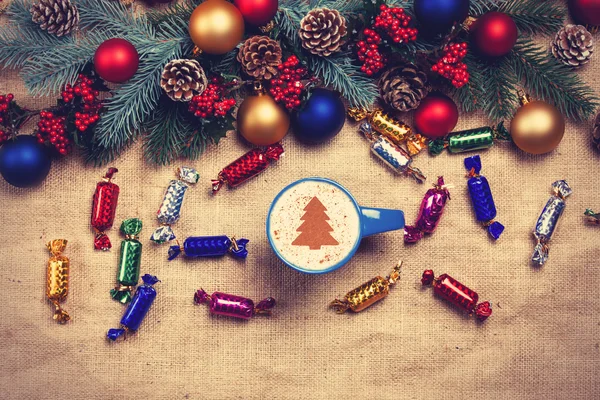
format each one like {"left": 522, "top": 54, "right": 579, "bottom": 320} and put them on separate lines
{"left": 266, "top": 177, "right": 362, "bottom": 274}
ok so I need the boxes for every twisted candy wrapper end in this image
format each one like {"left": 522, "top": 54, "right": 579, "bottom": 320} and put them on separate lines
{"left": 110, "top": 288, "right": 133, "bottom": 304}
{"left": 177, "top": 167, "right": 200, "bottom": 184}
{"left": 552, "top": 180, "right": 572, "bottom": 199}
{"left": 231, "top": 238, "right": 249, "bottom": 259}
{"left": 121, "top": 218, "right": 143, "bottom": 236}
{"left": 404, "top": 225, "right": 423, "bottom": 243}
{"left": 52, "top": 301, "right": 70, "bottom": 324}
{"left": 532, "top": 241, "right": 549, "bottom": 266}
{"left": 255, "top": 297, "right": 276, "bottom": 315}
{"left": 107, "top": 328, "right": 126, "bottom": 341}
{"left": 265, "top": 143, "right": 285, "bottom": 160}
{"left": 167, "top": 245, "right": 182, "bottom": 260}
{"left": 329, "top": 299, "right": 350, "bottom": 314}
{"left": 142, "top": 274, "right": 160, "bottom": 286}
{"left": 475, "top": 301, "right": 492, "bottom": 321}
{"left": 585, "top": 209, "right": 600, "bottom": 224}
{"left": 47, "top": 239, "right": 68, "bottom": 256}
{"left": 407, "top": 166, "right": 426, "bottom": 184}
{"left": 211, "top": 177, "right": 225, "bottom": 194}
{"left": 464, "top": 155, "right": 482, "bottom": 174}
{"left": 493, "top": 122, "right": 511, "bottom": 141}
{"left": 194, "top": 289, "right": 210, "bottom": 305}
{"left": 487, "top": 221, "right": 505, "bottom": 240}
{"left": 150, "top": 225, "right": 176, "bottom": 244}
{"left": 94, "top": 233, "right": 112, "bottom": 250}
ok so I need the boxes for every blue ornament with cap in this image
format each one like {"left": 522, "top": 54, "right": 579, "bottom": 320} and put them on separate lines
{"left": 413, "top": 0, "right": 470, "bottom": 35}
{"left": 292, "top": 88, "right": 346, "bottom": 144}
{"left": 0, "top": 135, "right": 52, "bottom": 188}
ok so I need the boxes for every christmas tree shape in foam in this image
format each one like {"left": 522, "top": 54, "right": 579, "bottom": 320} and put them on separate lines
{"left": 292, "top": 196, "right": 339, "bottom": 250}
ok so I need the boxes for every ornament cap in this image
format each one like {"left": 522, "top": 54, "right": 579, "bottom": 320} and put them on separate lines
{"left": 517, "top": 90, "right": 531, "bottom": 105}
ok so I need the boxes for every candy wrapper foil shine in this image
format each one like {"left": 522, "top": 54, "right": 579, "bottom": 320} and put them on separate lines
{"left": 46, "top": 239, "right": 70, "bottom": 323}
{"left": 168, "top": 235, "right": 249, "bottom": 260}
{"left": 194, "top": 289, "right": 276, "bottom": 320}
{"left": 404, "top": 177, "right": 450, "bottom": 243}
{"left": 111, "top": 218, "right": 143, "bottom": 304}
{"left": 91, "top": 167, "right": 119, "bottom": 250}
{"left": 532, "top": 180, "right": 572, "bottom": 266}
{"left": 584, "top": 209, "right": 600, "bottom": 225}
{"left": 429, "top": 123, "right": 510, "bottom": 155}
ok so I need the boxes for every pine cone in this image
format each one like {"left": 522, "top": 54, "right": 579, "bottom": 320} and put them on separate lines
{"left": 160, "top": 59, "right": 208, "bottom": 102}
{"left": 30, "top": 0, "right": 79, "bottom": 37}
{"left": 379, "top": 64, "right": 429, "bottom": 112}
{"left": 551, "top": 24, "right": 594, "bottom": 68}
{"left": 592, "top": 111, "right": 600, "bottom": 151}
{"left": 299, "top": 8, "right": 347, "bottom": 57}
{"left": 237, "top": 36, "right": 282, "bottom": 80}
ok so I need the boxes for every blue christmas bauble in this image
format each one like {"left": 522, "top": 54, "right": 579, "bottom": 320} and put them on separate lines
{"left": 414, "top": 0, "right": 470, "bottom": 35}
{"left": 0, "top": 135, "right": 52, "bottom": 188}
{"left": 292, "top": 88, "right": 346, "bottom": 144}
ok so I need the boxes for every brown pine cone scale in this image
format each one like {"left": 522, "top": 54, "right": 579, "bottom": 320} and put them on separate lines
{"left": 299, "top": 8, "right": 347, "bottom": 57}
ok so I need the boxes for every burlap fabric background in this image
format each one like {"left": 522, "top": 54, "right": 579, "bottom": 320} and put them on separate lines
{"left": 1, "top": 3, "right": 600, "bottom": 399}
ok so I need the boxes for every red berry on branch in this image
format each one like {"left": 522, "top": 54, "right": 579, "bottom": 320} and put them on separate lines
{"left": 432, "top": 42, "right": 470, "bottom": 88}
{"left": 267, "top": 55, "right": 309, "bottom": 111}
{"left": 188, "top": 82, "right": 235, "bottom": 119}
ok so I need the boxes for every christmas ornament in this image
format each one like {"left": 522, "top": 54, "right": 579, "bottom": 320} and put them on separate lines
{"left": 379, "top": 64, "right": 429, "bottom": 112}
{"left": 30, "top": 0, "right": 79, "bottom": 37}
{"left": 46, "top": 239, "right": 70, "bottom": 324}
{"left": 237, "top": 36, "right": 282, "bottom": 80}
{"left": 160, "top": 59, "right": 207, "bottom": 102}
{"left": 212, "top": 143, "right": 284, "bottom": 193}
{"left": 510, "top": 93, "right": 565, "bottom": 155}
{"left": 373, "top": 5, "right": 418, "bottom": 44}
{"left": 90, "top": 167, "right": 119, "bottom": 251}
{"left": 551, "top": 24, "right": 594, "bottom": 68}
{"left": 330, "top": 261, "right": 402, "bottom": 313}
{"left": 268, "top": 55, "right": 309, "bottom": 110}
{"left": 414, "top": 93, "right": 459, "bottom": 139}
{"left": 464, "top": 155, "right": 504, "bottom": 240}
{"left": 292, "top": 88, "right": 345, "bottom": 144}
{"left": 532, "top": 180, "right": 572, "bottom": 266}
{"left": 188, "top": 0, "right": 245, "bottom": 55}
{"left": 359, "top": 122, "right": 426, "bottom": 183}
{"left": 357, "top": 28, "right": 386, "bottom": 76}
{"left": 188, "top": 80, "right": 236, "bottom": 118}
{"left": 421, "top": 270, "right": 492, "bottom": 322}
{"left": 94, "top": 38, "right": 139, "bottom": 83}
{"left": 0, "top": 135, "right": 52, "bottom": 188}
{"left": 299, "top": 8, "right": 347, "bottom": 57}
{"left": 413, "top": 0, "right": 470, "bottom": 35}
{"left": 431, "top": 42, "right": 469, "bottom": 88}
{"left": 150, "top": 167, "right": 199, "bottom": 244}
{"left": 233, "top": 0, "right": 278, "bottom": 26}
{"left": 237, "top": 85, "right": 290, "bottom": 146}
{"left": 428, "top": 122, "right": 510, "bottom": 155}
{"left": 404, "top": 176, "right": 450, "bottom": 243}
{"left": 110, "top": 219, "right": 143, "bottom": 304}
{"left": 584, "top": 209, "right": 600, "bottom": 224}
{"left": 194, "top": 289, "right": 275, "bottom": 320}
{"left": 107, "top": 275, "right": 159, "bottom": 341}
{"left": 592, "top": 110, "right": 600, "bottom": 151}
{"left": 471, "top": 12, "right": 518, "bottom": 58}
{"left": 569, "top": 0, "right": 600, "bottom": 26}
{"left": 168, "top": 235, "right": 249, "bottom": 260}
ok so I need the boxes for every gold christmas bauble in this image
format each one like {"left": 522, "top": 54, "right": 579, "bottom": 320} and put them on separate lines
{"left": 237, "top": 92, "right": 290, "bottom": 146}
{"left": 510, "top": 95, "right": 565, "bottom": 155}
{"left": 188, "top": 0, "right": 245, "bottom": 55}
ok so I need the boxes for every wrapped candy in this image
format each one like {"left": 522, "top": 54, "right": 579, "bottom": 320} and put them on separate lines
{"left": 404, "top": 176, "right": 451, "bottom": 243}
{"left": 110, "top": 219, "right": 143, "bottom": 303}
{"left": 359, "top": 122, "right": 426, "bottom": 183}
{"left": 428, "top": 122, "right": 511, "bottom": 155}
{"left": 584, "top": 209, "right": 600, "bottom": 225}
{"left": 194, "top": 289, "right": 275, "bottom": 320}
{"left": 464, "top": 155, "right": 504, "bottom": 240}
{"left": 107, "top": 274, "right": 159, "bottom": 341}
{"left": 212, "top": 143, "right": 284, "bottom": 193}
{"left": 168, "top": 235, "right": 249, "bottom": 260}
{"left": 532, "top": 180, "right": 572, "bottom": 266}
{"left": 421, "top": 269, "right": 492, "bottom": 321}
{"left": 330, "top": 261, "right": 402, "bottom": 313}
{"left": 46, "top": 239, "right": 70, "bottom": 324}
{"left": 150, "top": 167, "right": 199, "bottom": 244}
{"left": 91, "top": 167, "right": 119, "bottom": 250}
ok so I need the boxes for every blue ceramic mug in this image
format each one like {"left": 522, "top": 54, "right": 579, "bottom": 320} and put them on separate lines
{"left": 266, "top": 177, "right": 405, "bottom": 274}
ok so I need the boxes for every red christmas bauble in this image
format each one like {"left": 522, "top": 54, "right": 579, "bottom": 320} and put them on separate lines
{"left": 472, "top": 12, "right": 518, "bottom": 58}
{"left": 233, "top": 0, "right": 278, "bottom": 26}
{"left": 94, "top": 38, "right": 139, "bottom": 83}
{"left": 413, "top": 93, "right": 459, "bottom": 139}
{"left": 569, "top": 0, "right": 600, "bottom": 26}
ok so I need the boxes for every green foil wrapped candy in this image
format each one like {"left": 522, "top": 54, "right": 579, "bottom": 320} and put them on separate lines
{"left": 429, "top": 122, "right": 510, "bottom": 155}
{"left": 110, "top": 218, "right": 143, "bottom": 304}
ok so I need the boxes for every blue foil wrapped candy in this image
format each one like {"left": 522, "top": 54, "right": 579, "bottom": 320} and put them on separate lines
{"left": 168, "top": 236, "right": 249, "bottom": 260}
{"left": 107, "top": 274, "right": 159, "bottom": 341}
{"left": 532, "top": 180, "right": 572, "bottom": 266}
{"left": 150, "top": 167, "right": 199, "bottom": 243}
{"left": 464, "top": 155, "right": 504, "bottom": 240}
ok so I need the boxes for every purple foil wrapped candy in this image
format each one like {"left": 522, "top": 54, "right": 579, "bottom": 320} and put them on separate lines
{"left": 194, "top": 289, "right": 275, "bottom": 320}
{"left": 404, "top": 176, "right": 451, "bottom": 243}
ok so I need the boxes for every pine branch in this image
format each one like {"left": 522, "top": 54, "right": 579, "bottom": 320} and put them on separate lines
{"left": 180, "top": 127, "right": 208, "bottom": 160}
{"left": 76, "top": 0, "right": 155, "bottom": 38}
{"left": 0, "top": 26, "right": 66, "bottom": 69}
{"left": 143, "top": 100, "right": 194, "bottom": 165}
{"left": 479, "top": 56, "right": 518, "bottom": 121}
{"left": 453, "top": 53, "right": 485, "bottom": 114}
{"left": 509, "top": 39, "right": 598, "bottom": 121}
{"left": 212, "top": 49, "right": 241, "bottom": 77}
{"left": 276, "top": 2, "right": 309, "bottom": 48}
{"left": 6, "top": 0, "right": 45, "bottom": 30}
{"left": 147, "top": 0, "right": 196, "bottom": 37}
{"left": 495, "top": 0, "right": 565, "bottom": 36}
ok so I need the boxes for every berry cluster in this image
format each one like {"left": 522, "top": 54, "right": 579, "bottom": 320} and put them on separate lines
{"left": 36, "top": 111, "right": 70, "bottom": 155}
{"left": 432, "top": 42, "right": 469, "bottom": 88}
{"left": 62, "top": 74, "right": 102, "bottom": 132}
{"left": 357, "top": 29, "right": 386, "bottom": 76}
{"left": 189, "top": 79, "right": 236, "bottom": 119}
{"left": 373, "top": 5, "right": 418, "bottom": 44}
{"left": 0, "top": 94, "right": 14, "bottom": 145}
{"left": 268, "top": 55, "right": 308, "bottom": 110}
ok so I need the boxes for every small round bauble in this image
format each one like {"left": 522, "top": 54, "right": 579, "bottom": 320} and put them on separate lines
{"left": 0, "top": 136, "right": 52, "bottom": 188}
{"left": 413, "top": 93, "right": 459, "bottom": 139}
{"left": 234, "top": 0, "right": 278, "bottom": 26}
{"left": 237, "top": 92, "right": 290, "bottom": 146}
{"left": 414, "top": 0, "right": 470, "bottom": 35}
{"left": 189, "top": 0, "right": 245, "bottom": 55}
{"left": 510, "top": 97, "right": 565, "bottom": 155}
{"left": 292, "top": 89, "right": 346, "bottom": 144}
{"left": 94, "top": 38, "right": 139, "bottom": 83}
{"left": 569, "top": 0, "right": 600, "bottom": 26}
{"left": 472, "top": 12, "right": 518, "bottom": 58}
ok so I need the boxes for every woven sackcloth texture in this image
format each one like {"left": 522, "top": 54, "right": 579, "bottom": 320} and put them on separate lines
{"left": 1, "top": 5, "right": 599, "bottom": 400}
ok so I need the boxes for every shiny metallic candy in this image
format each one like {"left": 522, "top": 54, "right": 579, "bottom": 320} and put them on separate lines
{"left": 150, "top": 167, "right": 199, "bottom": 244}
{"left": 91, "top": 167, "right": 119, "bottom": 250}
{"left": 584, "top": 209, "right": 600, "bottom": 225}
{"left": 194, "top": 289, "right": 275, "bottom": 320}
{"left": 428, "top": 122, "right": 510, "bottom": 155}
{"left": 46, "top": 239, "right": 70, "bottom": 324}
{"left": 168, "top": 235, "right": 249, "bottom": 260}
{"left": 532, "top": 180, "right": 572, "bottom": 266}
{"left": 404, "top": 176, "right": 451, "bottom": 243}
{"left": 330, "top": 261, "right": 402, "bottom": 313}
{"left": 464, "top": 155, "right": 504, "bottom": 240}
{"left": 110, "top": 218, "right": 143, "bottom": 304}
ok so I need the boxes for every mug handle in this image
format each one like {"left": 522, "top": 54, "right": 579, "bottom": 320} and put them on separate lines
{"left": 359, "top": 207, "right": 405, "bottom": 237}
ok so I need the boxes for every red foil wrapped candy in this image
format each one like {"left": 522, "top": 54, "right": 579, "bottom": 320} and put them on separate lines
{"left": 194, "top": 289, "right": 275, "bottom": 320}
{"left": 91, "top": 167, "right": 120, "bottom": 250}
{"left": 404, "top": 176, "right": 450, "bottom": 243}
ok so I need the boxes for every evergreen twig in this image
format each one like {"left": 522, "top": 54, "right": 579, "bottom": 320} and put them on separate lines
{"left": 479, "top": 56, "right": 518, "bottom": 121}
{"left": 496, "top": 0, "right": 565, "bottom": 36}
{"left": 143, "top": 100, "right": 194, "bottom": 165}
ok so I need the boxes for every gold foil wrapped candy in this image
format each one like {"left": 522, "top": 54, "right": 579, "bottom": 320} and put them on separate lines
{"left": 46, "top": 239, "right": 70, "bottom": 323}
